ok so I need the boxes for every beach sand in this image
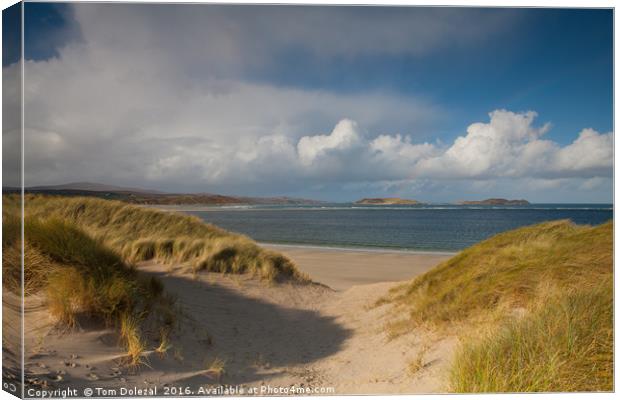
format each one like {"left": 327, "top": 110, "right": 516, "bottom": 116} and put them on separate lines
{"left": 263, "top": 244, "right": 454, "bottom": 290}
{"left": 15, "top": 246, "right": 456, "bottom": 395}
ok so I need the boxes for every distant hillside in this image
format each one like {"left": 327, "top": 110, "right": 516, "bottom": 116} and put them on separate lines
{"left": 355, "top": 197, "right": 421, "bottom": 205}
{"left": 12, "top": 182, "right": 321, "bottom": 205}
{"left": 28, "top": 182, "right": 165, "bottom": 194}
{"left": 240, "top": 196, "right": 324, "bottom": 205}
{"left": 458, "top": 198, "right": 530, "bottom": 206}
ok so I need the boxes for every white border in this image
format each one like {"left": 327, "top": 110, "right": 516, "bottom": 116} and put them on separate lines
{"left": 0, "top": 1, "right": 616, "bottom": 400}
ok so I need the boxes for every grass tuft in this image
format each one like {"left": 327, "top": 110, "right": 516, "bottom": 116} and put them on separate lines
{"left": 204, "top": 357, "right": 225, "bottom": 381}
{"left": 155, "top": 327, "right": 173, "bottom": 358}
{"left": 120, "top": 312, "right": 147, "bottom": 366}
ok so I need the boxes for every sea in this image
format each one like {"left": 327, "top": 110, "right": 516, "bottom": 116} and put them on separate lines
{"left": 188, "top": 204, "right": 613, "bottom": 252}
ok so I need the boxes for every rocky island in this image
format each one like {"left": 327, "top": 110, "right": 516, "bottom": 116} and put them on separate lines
{"left": 355, "top": 197, "right": 421, "bottom": 205}
{"left": 458, "top": 198, "right": 530, "bottom": 206}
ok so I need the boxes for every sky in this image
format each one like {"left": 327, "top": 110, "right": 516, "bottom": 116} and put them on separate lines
{"left": 3, "top": 3, "right": 613, "bottom": 202}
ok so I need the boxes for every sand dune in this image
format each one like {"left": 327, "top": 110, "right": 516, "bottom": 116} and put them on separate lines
{"left": 16, "top": 249, "right": 454, "bottom": 395}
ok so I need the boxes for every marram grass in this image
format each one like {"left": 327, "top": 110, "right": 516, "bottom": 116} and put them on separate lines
{"left": 16, "top": 194, "right": 308, "bottom": 283}
{"left": 383, "top": 220, "right": 612, "bottom": 328}
{"left": 2, "top": 194, "right": 308, "bottom": 364}
{"left": 451, "top": 279, "right": 612, "bottom": 392}
{"left": 380, "top": 219, "right": 612, "bottom": 392}
{"left": 2, "top": 212, "right": 174, "bottom": 365}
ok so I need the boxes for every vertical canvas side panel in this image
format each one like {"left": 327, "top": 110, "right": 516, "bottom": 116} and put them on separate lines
{"left": 2, "top": 1, "right": 23, "bottom": 398}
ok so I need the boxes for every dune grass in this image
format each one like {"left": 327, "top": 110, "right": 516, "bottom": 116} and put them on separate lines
{"left": 451, "top": 278, "right": 612, "bottom": 392}
{"left": 3, "top": 193, "right": 308, "bottom": 364}
{"left": 19, "top": 194, "right": 308, "bottom": 283}
{"left": 3, "top": 199, "right": 176, "bottom": 365}
{"left": 383, "top": 220, "right": 612, "bottom": 328}
{"left": 379, "top": 219, "right": 613, "bottom": 392}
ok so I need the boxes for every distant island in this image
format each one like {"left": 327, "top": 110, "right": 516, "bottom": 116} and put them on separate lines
{"left": 355, "top": 197, "right": 421, "bottom": 205}
{"left": 458, "top": 198, "right": 530, "bottom": 206}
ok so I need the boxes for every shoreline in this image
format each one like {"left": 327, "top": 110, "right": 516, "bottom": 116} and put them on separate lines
{"left": 143, "top": 204, "right": 613, "bottom": 212}
{"left": 261, "top": 242, "right": 458, "bottom": 256}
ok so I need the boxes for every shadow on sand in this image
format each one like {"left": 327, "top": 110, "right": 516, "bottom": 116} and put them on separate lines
{"left": 135, "top": 266, "right": 351, "bottom": 387}
{"left": 20, "top": 266, "right": 351, "bottom": 393}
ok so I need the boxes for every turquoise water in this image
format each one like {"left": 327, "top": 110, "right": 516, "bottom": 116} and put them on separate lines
{"left": 189, "top": 204, "right": 613, "bottom": 252}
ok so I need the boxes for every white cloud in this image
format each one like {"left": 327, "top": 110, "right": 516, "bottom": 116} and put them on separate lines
{"left": 18, "top": 51, "right": 439, "bottom": 191}
{"left": 415, "top": 110, "right": 552, "bottom": 178}
{"left": 551, "top": 128, "right": 613, "bottom": 175}
{"left": 10, "top": 4, "right": 611, "bottom": 201}
{"left": 297, "top": 119, "right": 362, "bottom": 165}
{"left": 369, "top": 133, "right": 438, "bottom": 174}
{"left": 232, "top": 111, "right": 612, "bottom": 189}
{"left": 412, "top": 110, "right": 612, "bottom": 180}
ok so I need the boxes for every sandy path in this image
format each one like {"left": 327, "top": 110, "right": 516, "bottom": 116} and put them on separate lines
{"left": 18, "top": 250, "right": 455, "bottom": 396}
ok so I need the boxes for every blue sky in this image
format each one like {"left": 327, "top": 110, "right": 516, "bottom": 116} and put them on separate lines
{"left": 8, "top": 4, "right": 614, "bottom": 202}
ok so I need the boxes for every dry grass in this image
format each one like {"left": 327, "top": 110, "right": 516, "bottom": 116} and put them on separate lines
{"left": 382, "top": 220, "right": 612, "bottom": 330}
{"left": 451, "top": 278, "right": 612, "bottom": 392}
{"left": 120, "top": 312, "right": 147, "bottom": 366}
{"left": 2, "top": 196, "right": 175, "bottom": 365}
{"left": 155, "top": 328, "right": 173, "bottom": 358}
{"left": 204, "top": 357, "right": 225, "bottom": 381}
{"left": 19, "top": 194, "right": 309, "bottom": 283}
{"left": 379, "top": 220, "right": 612, "bottom": 392}
{"left": 3, "top": 193, "right": 308, "bottom": 365}
{"left": 407, "top": 344, "right": 429, "bottom": 376}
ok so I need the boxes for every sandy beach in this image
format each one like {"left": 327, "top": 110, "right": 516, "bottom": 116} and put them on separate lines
{"left": 263, "top": 244, "right": 454, "bottom": 290}
{"left": 14, "top": 245, "right": 456, "bottom": 395}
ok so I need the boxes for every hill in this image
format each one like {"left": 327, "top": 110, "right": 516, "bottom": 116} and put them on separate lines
{"left": 28, "top": 182, "right": 165, "bottom": 194}
{"left": 8, "top": 182, "right": 321, "bottom": 206}
{"left": 355, "top": 197, "right": 421, "bottom": 205}
{"left": 458, "top": 198, "right": 530, "bottom": 205}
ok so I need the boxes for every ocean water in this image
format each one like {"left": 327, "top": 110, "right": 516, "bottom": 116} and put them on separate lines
{"left": 189, "top": 204, "right": 613, "bottom": 252}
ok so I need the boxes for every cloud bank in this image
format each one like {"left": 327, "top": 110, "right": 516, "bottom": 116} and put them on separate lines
{"left": 241, "top": 109, "right": 612, "bottom": 184}
{"left": 8, "top": 4, "right": 612, "bottom": 201}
